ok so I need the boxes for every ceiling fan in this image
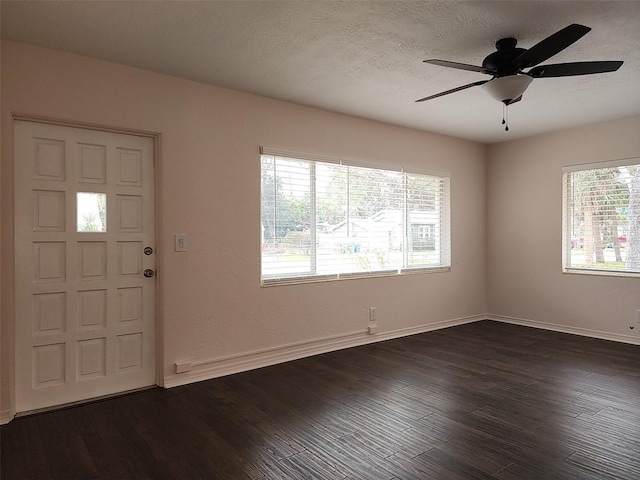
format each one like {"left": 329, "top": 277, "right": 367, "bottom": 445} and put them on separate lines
{"left": 416, "top": 24, "right": 623, "bottom": 130}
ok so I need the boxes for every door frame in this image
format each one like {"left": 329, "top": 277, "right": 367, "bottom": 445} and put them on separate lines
{"left": 8, "top": 114, "right": 163, "bottom": 421}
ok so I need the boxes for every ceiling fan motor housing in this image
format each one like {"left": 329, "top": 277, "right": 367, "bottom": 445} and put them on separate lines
{"left": 482, "top": 38, "right": 526, "bottom": 76}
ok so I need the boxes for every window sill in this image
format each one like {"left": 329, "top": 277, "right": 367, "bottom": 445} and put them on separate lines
{"left": 563, "top": 268, "right": 640, "bottom": 279}
{"left": 261, "top": 266, "right": 451, "bottom": 287}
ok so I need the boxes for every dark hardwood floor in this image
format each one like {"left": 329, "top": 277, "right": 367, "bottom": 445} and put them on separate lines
{"left": 2, "top": 320, "right": 640, "bottom": 479}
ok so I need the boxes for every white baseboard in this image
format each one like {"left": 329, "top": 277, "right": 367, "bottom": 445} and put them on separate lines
{"left": 1, "top": 409, "right": 14, "bottom": 425}
{"left": 488, "top": 314, "right": 640, "bottom": 345}
{"left": 164, "top": 314, "right": 485, "bottom": 388}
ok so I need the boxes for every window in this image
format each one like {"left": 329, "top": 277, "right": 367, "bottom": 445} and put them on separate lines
{"left": 563, "top": 159, "right": 640, "bottom": 275}
{"left": 260, "top": 148, "right": 450, "bottom": 285}
{"left": 77, "top": 192, "right": 107, "bottom": 232}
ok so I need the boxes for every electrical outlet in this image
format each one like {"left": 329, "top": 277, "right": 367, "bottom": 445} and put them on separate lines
{"left": 369, "top": 307, "right": 377, "bottom": 322}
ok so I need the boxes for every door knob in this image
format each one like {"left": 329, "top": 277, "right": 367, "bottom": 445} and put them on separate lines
{"left": 144, "top": 269, "right": 155, "bottom": 278}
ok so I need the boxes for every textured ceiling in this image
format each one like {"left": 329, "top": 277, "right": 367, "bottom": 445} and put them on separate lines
{"left": 2, "top": 1, "right": 639, "bottom": 143}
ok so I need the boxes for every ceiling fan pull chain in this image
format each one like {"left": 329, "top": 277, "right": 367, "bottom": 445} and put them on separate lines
{"left": 503, "top": 103, "right": 510, "bottom": 132}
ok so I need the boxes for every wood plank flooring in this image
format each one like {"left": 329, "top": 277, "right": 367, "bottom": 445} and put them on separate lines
{"left": 2, "top": 320, "right": 639, "bottom": 479}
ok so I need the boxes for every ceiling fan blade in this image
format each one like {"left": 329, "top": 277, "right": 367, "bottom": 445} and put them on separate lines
{"left": 424, "top": 59, "right": 495, "bottom": 75}
{"left": 528, "top": 61, "right": 623, "bottom": 78}
{"left": 515, "top": 24, "right": 591, "bottom": 69}
{"left": 415, "top": 80, "right": 488, "bottom": 102}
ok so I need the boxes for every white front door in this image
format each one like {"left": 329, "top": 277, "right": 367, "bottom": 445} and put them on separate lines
{"left": 14, "top": 121, "right": 156, "bottom": 413}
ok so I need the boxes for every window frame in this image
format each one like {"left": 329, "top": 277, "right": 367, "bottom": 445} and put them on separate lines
{"left": 562, "top": 157, "right": 640, "bottom": 277}
{"left": 260, "top": 147, "right": 451, "bottom": 286}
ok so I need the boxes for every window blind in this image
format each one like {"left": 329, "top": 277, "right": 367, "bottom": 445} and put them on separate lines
{"left": 563, "top": 159, "right": 640, "bottom": 275}
{"left": 260, "top": 151, "right": 451, "bottom": 285}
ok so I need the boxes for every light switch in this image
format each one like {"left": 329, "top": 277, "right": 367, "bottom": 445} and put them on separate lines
{"left": 175, "top": 234, "right": 187, "bottom": 252}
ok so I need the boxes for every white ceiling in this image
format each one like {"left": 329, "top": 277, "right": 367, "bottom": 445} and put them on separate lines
{"left": 2, "top": 1, "right": 639, "bottom": 143}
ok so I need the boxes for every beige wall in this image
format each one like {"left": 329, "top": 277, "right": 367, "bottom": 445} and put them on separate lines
{"left": 487, "top": 117, "right": 640, "bottom": 340}
{"left": 1, "top": 42, "right": 487, "bottom": 417}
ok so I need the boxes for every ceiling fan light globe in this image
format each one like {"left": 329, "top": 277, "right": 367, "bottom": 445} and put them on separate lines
{"left": 482, "top": 75, "right": 533, "bottom": 103}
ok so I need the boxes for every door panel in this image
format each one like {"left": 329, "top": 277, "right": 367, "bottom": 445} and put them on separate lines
{"left": 15, "top": 121, "right": 156, "bottom": 413}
